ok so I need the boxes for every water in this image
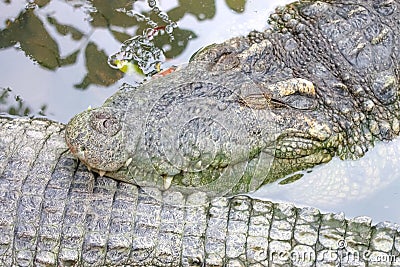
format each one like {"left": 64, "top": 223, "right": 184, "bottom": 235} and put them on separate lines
{"left": 0, "top": 0, "right": 279, "bottom": 123}
{"left": 253, "top": 138, "right": 400, "bottom": 223}
{"left": 1, "top": 0, "right": 400, "bottom": 224}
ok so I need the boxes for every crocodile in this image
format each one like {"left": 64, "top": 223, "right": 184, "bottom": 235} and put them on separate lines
{"left": 65, "top": 0, "right": 400, "bottom": 196}
{"left": 1, "top": 116, "right": 400, "bottom": 266}
{"left": 4, "top": 0, "right": 400, "bottom": 265}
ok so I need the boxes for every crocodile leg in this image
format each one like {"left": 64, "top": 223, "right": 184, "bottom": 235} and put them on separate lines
{"left": 0, "top": 116, "right": 399, "bottom": 266}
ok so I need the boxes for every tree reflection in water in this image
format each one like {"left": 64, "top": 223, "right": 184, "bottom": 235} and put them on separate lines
{"left": 0, "top": 0, "right": 247, "bottom": 86}
{"left": 0, "top": 0, "right": 248, "bottom": 119}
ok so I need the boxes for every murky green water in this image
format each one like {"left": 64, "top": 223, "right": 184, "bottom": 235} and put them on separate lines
{"left": 1, "top": 0, "right": 400, "bottom": 223}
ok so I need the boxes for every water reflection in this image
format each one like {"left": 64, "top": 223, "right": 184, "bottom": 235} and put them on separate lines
{"left": 0, "top": 0, "right": 248, "bottom": 88}
{"left": 0, "top": 87, "right": 47, "bottom": 117}
{"left": 253, "top": 138, "right": 400, "bottom": 223}
{"left": 0, "top": 0, "right": 257, "bottom": 121}
{"left": 0, "top": 9, "right": 78, "bottom": 70}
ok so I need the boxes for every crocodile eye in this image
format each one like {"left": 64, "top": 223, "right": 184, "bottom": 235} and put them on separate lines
{"left": 89, "top": 109, "right": 122, "bottom": 136}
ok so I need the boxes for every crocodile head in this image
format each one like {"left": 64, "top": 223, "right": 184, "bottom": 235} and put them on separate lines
{"left": 65, "top": 59, "right": 339, "bottom": 195}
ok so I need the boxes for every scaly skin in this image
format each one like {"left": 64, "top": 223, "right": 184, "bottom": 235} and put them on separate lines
{"left": 65, "top": 0, "right": 400, "bottom": 195}
{"left": 1, "top": 116, "right": 400, "bottom": 266}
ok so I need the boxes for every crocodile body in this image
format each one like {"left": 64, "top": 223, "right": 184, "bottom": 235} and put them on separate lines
{"left": 1, "top": 116, "right": 400, "bottom": 266}
{"left": 65, "top": 0, "right": 400, "bottom": 195}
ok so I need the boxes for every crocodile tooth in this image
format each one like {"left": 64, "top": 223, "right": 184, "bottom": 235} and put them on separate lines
{"left": 354, "top": 145, "right": 363, "bottom": 157}
{"left": 195, "top": 160, "right": 202, "bottom": 169}
{"left": 164, "top": 176, "right": 173, "bottom": 190}
{"left": 87, "top": 105, "right": 92, "bottom": 110}
{"left": 76, "top": 150, "right": 85, "bottom": 159}
{"left": 369, "top": 120, "right": 380, "bottom": 136}
{"left": 392, "top": 118, "right": 399, "bottom": 134}
{"left": 99, "top": 170, "right": 106, "bottom": 177}
{"left": 364, "top": 131, "right": 373, "bottom": 141}
{"left": 125, "top": 158, "right": 133, "bottom": 167}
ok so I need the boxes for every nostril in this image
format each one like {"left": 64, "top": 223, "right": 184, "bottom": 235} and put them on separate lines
{"left": 89, "top": 109, "right": 121, "bottom": 136}
{"left": 103, "top": 119, "right": 115, "bottom": 129}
